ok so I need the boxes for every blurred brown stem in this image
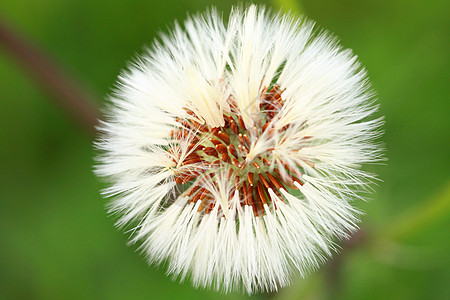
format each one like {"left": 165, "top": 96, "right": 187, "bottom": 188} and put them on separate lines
{"left": 0, "top": 16, "right": 100, "bottom": 137}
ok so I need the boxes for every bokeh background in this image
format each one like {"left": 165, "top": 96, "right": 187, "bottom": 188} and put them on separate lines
{"left": 0, "top": 0, "right": 448, "bottom": 299}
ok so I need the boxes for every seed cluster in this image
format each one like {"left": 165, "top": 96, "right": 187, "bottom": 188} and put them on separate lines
{"left": 170, "top": 85, "right": 306, "bottom": 216}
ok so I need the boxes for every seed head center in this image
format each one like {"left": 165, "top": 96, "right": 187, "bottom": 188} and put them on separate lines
{"left": 171, "top": 85, "right": 306, "bottom": 216}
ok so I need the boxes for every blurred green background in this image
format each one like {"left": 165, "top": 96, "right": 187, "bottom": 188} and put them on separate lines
{"left": 0, "top": 0, "right": 448, "bottom": 299}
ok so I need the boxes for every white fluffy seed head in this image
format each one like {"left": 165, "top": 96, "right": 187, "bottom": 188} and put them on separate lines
{"left": 95, "top": 5, "right": 383, "bottom": 294}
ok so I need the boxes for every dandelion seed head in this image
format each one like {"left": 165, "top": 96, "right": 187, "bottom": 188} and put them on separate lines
{"left": 95, "top": 5, "right": 383, "bottom": 293}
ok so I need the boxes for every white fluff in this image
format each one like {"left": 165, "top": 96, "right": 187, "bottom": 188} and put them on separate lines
{"left": 95, "top": 5, "right": 382, "bottom": 293}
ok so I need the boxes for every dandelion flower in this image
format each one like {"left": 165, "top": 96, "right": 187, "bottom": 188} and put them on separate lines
{"left": 95, "top": 5, "right": 383, "bottom": 293}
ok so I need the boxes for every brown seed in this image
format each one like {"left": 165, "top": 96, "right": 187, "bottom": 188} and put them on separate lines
{"left": 238, "top": 133, "right": 245, "bottom": 145}
{"left": 232, "top": 158, "right": 240, "bottom": 167}
{"left": 256, "top": 181, "right": 267, "bottom": 211}
{"left": 229, "top": 117, "right": 239, "bottom": 135}
{"left": 264, "top": 172, "right": 283, "bottom": 201}
{"left": 242, "top": 181, "right": 249, "bottom": 205}
{"left": 273, "top": 97, "right": 283, "bottom": 109}
{"left": 243, "top": 134, "right": 251, "bottom": 147}
{"left": 243, "top": 145, "right": 250, "bottom": 154}
{"left": 251, "top": 201, "right": 259, "bottom": 216}
{"left": 262, "top": 122, "right": 271, "bottom": 132}
{"left": 246, "top": 172, "right": 254, "bottom": 186}
{"left": 182, "top": 157, "right": 203, "bottom": 166}
{"left": 248, "top": 184, "right": 255, "bottom": 205}
{"left": 187, "top": 184, "right": 201, "bottom": 196}
{"left": 192, "top": 120, "right": 208, "bottom": 132}
{"left": 189, "top": 121, "right": 203, "bottom": 132}
{"left": 188, "top": 119, "right": 199, "bottom": 130}
{"left": 228, "top": 144, "right": 238, "bottom": 158}
{"left": 273, "top": 88, "right": 283, "bottom": 101}
{"left": 190, "top": 136, "right": 200, "bottom": 144}
{"left": 274, "top": 169, "right": 298, "bottom": 189}
{"left": 238, "top": 144, "right": 249, "bottom": 154}
{"left": 248, "top": 185, "right": 258, "bottom": 215}
{"left": 187, "top": 143, "right": 203, "bottom": 152}
{"left": 182, "top": 173, "right": 198, "bottom": 184}
{"left": 221, "top": 153, "right": 231, "bottom": 163}
{"left": 191, "top": 188, "right": 204, "bottom": 203}
{"left": 211, "top": 127, "right": 220, "bottom": 135}
{"left": 253, "top": 162, "right": 261, "bottom": 169}
{"left": 282, "top": 176, "right": 299, "bottom": 189}
{"left": 215, "top": 144, "right": 228, "bottom": 155}
{"left": 273, "top": 168, "right": 282, "bottom": 177}
{"left": 205, "top": 201, "right": 215, "bottom": 214}
{"left": 265, "top": 103, "right": 277, "bottom": 114}
{"left": 257, "top": 181, "right": 268, "bottom": 205}
{"left": 291, "top": 175, "right": 304, "bottom": 186}
{"left": 224, "top": 116, "right": 230, "bottom": 128}
{"left": 216, "top": 131, "right": 230, "bottom": 145}
{"left": 197, "top": 199, "right": 208, "bottom": 212}
{"left": 177, "top": 119, "right": 190, "bottom": 130}
{"left": 283, "top": 162, "right": 303, "bottom": 176}
{"left": 203, "top": 147, "right": 218, "bottom": 157}
{"left": 235, "top": 176, "right": 240, "bottom": 191}
{"left": 209, "top": 138, "right": 222, "bottom": 146}
{"left": 266, "top": 172, "right": 285, "bottom": 190}
{"left": 184, "top": 108, "right": 196, "bottom": 117}
{"left": 185, "top": 152, "right": 201, "bottom": 161}
{"left": 210, "top": 160, "right": 220, "bottom": 167}
{"left": 227, "top": 168, "right": 234, "bottom": 180}
{"left": 260, "top": 88, "right": 268, "bottom": 108}
{"left": 175, "top": 176, "right": 183, "bottom": 184}
{"left": 258, "top": 173, "right": 270, "bottom": 189}
{"left": 238, "top": 115, "right": 246, "bottom": 130}
{"left": 229, "top": 98, "right": 238, "bottom": 110}
{"left": 199, "top": 189, "right": 210, "bottom": 200}
{"left": 262, "top": 158, "right": 271, "bottom": 166}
